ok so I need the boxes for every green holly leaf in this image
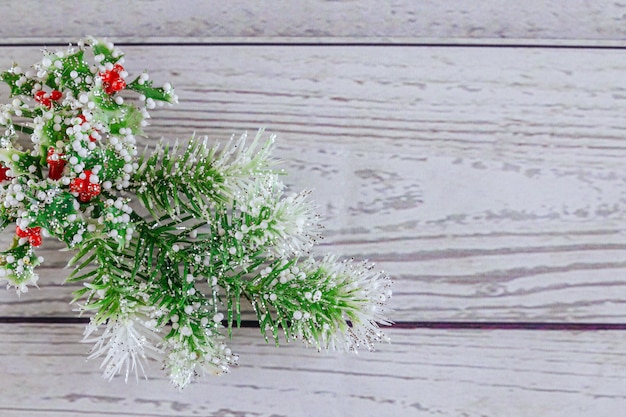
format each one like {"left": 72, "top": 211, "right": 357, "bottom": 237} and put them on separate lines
{"left": 127, "top": 77, "right": 177, "bottom": 103}
{"left": 58, "top": 50, "right": 94, "bottom": 94}
{"left": 0, "top": 71, "right": 35, "bottom": 97}
{"left": 90, "top": 38, "right": 124, "bottom": 65}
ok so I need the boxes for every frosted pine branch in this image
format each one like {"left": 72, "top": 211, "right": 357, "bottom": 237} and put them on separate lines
{"left": 0, "top": 38, "right": 393, "bottom": 390}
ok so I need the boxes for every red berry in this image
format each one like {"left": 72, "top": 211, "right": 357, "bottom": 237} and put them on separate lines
{"left": 49, "top": 90, "right": 62, "bottom": 100}
{"left": 34, "top": 90, "right": 62, "bottom": 108}
{"left": 87, "top": 182, "right": 101, "bottom": 196}
{"left": 16, "top": 226, "right": 42, "bottom": 247}
{"left": 34, "top": 91, "right": 51, "bottom": 108}
{"left": 0, "top": 164, "right": 11, "bottom": 182}
{"left": 46, "top": 148, "right": 66, "bottom": 180}
{"left": 29, "top": 233, "right": 42, "bottom": 247}
{"left": 15, "top": 225, "right": 29, "bottom": 238}
{"left": 27, "top": 227, "right": 42, "bottom": 247}
{"left": 100, "top": 64, "right": 126, "bottom": 95}
{"left": 70, "top": 170, "right": 100, "bottom": 202}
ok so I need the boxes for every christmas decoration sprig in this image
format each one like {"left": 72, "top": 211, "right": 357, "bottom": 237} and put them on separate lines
{"left": 0, "top": 38, "right": 392, "bottom": 389}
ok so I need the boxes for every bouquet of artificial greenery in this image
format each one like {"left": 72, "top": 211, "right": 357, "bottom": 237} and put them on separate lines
{"left": 0, "top": 38, "right": 392, "bottom": 389}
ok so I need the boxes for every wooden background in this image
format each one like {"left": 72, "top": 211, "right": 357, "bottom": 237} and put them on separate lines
{"left": 2, "top": 1, "right": 626, "bottom": 416}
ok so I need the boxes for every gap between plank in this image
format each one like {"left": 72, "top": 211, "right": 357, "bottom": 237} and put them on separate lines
{"left": 2, "top": 39, "right": 626, "bottom": 50}
{"left": 2, "top": 317, "right": 626, "bottom": 330}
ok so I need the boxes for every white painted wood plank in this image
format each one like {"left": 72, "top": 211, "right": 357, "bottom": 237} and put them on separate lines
{"left": 1, "top": 324, "right": 625, "bottom": 416}
{"left": 2, "top": 46, "right": 626, "bottom": 322}
{"left": 3, "top": 1, "right": 626, "bottom": 45}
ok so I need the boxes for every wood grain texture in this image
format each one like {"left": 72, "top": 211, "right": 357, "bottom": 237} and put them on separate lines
{"left": 2, "top": 1, "right": 626, "bottom": 44}
{"left": 1, "top": 5, "right": 625, "bottom": 417}
{"left": 1, "top": 324, "right": 625, "bottom": 417}
{"left": 1, "top": 45, "right": 626, "bottom": 322}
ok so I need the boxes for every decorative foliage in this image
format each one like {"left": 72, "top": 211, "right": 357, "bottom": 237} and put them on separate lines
{"left": 0, "top": 38, "right": 392, "bottom": 389}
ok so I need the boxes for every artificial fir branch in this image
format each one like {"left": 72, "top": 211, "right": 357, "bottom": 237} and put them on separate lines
{"left": 0, "top": 38, "right": 392, "bottom": 389}
{"left": 132, "top": 131, "right": 277, "bottom": 218}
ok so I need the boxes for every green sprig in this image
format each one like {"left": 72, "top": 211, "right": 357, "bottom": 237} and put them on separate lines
{"left": 0, "top": 38, "right": 392, "bottom": 390}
